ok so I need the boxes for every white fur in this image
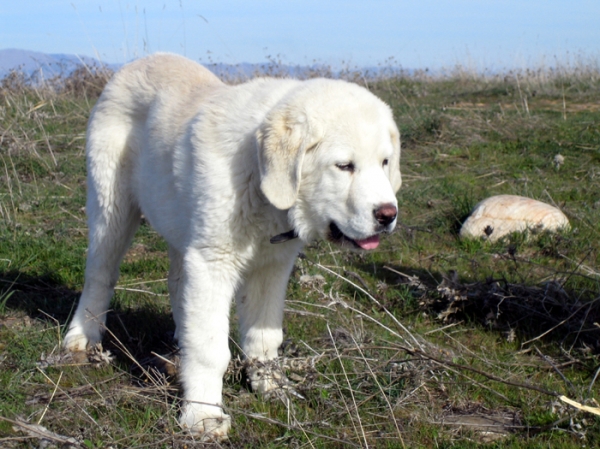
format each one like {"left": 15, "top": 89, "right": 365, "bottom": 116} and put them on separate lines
{"left": 63, "top": 53, "right": 401, "bottom": 439}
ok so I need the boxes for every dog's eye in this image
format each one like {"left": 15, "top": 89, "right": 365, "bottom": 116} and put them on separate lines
{"left": 336, "top": 162, "right": 355, "bottom": 173}
{"left": 382, "top": 159, "right": 389, "bottom": 167}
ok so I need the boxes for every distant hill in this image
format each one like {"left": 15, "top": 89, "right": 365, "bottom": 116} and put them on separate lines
{"left": 0, "top": 49, "right": 401, "bottom": 83}
{"left": 0, "top": 49, "right": 119, "bottom": 81}
{"left": 0, "top": 49, "right": 304, "bottom": 82}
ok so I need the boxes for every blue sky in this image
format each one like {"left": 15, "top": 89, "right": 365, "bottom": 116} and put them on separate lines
{"left": 2, "top": 1, "right": 599, "bottom": 70}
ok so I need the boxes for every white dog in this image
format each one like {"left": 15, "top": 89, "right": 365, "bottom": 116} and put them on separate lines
{"left": 63, "top": 53, "right": 401, "bottom": 439}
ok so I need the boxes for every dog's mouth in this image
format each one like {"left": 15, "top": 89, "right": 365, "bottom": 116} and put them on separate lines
{"left": 328, "top": 222, "right": 380, "bottom": 250}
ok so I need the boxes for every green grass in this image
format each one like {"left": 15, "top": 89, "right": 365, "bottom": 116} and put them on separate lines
{"left": 1, "top": 65, "right": 599, "bottom": 448}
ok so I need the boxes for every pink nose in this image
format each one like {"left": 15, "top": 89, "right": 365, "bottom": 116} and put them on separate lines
{"left": 374, "top": 203, "right": 397, "bottom": 226}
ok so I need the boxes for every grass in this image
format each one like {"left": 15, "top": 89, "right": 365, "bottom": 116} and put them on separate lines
{"left": 0, "top": 61, "right": 599, "bottom": 448}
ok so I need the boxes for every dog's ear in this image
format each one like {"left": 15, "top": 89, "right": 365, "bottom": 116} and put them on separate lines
{"left": 256, "top": 108, "right": 317, "bottom": 210}
{"left": 389, "top": 126, "right": 402, "bottom": 193}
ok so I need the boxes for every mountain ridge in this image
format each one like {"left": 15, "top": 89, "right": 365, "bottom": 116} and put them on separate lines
{"left": 0, "top": 48, "right": 121, "bottom": 80}
{"left": 0, "top": 48, "right": 401, "bottom": 82}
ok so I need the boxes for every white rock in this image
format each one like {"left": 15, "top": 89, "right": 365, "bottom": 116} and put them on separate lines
{"left": 553, "top": 154, "right": 565, "bottom": 169}
{"left": 460, "top": 195, "right": 569, "bottom": 242}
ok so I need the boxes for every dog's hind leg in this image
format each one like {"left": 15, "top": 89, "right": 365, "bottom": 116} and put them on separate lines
{"left": 64, "top": 120, "right": 141, "bottom": 351}
{"left": 167, "top": 245, "right": 184, "bottom": 342}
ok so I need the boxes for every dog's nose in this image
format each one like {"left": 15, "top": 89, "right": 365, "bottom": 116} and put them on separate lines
{"left": 374, "top": 203, "right": 397, "bottom": 226}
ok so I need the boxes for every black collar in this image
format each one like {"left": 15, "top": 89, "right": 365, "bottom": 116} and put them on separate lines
{"left": 270, "top": 229, "right": 298, "bottom": 244}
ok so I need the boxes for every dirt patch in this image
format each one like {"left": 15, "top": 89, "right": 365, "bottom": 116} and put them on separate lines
{"left": 0, "top": 314, "right": 33, "bottom": 330}
{"left": 437, "top": 402, "right": 521, "bottom": 443}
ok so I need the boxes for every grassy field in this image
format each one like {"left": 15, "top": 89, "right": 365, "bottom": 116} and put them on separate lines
{"left": 0, "top": 62, "right": 599, "bottom": 448}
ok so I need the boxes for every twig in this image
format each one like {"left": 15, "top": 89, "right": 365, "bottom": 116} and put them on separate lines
{"left": 114, "top": 313, "right": 133, "bottom": 343}
{"left": 1, "top": 416, "right": 79, "bottom": 447}
{"left": 117, "top": 278, "right": 168, "bottom": 287}
{"left": 37, "top": 371, "right": 63, "bottom": 425}
{"left": 284, "top": 307, "right": 326, "bottom": 318}
{"left": 569, "top": 302, "right": 594, "bottom": 353}
{"left": 561, "top": 83, "right": 567, "bottom": 121}
{"left": 327, "top": 324, "right": 368, "bottom": 448}
{"left": 542, "top": 189, "right": 560, "bottom": 211}
{"left": 344, "top": 270, "right": 370, "bottom": 291}
{"left": 396, "top": 382, "right": 426, "bottom": 407}
{"left": 515, "top": 73, "right": 530, "bottom": 117}
{"left": 408, "top": 348, "right": 560, "bottom": 398}
{"left": 233, "top": 408, "right": 362, "bottom": 448}
{"left": 424, "top": 321, "right": 463, "bottom": 335}
{"left": 559, "top": 396, "right": 600, "bottom": 416}
{"left": 350, "top": 335, "right": 405, "bottom": 448}
{"left": 34, "top": 367, "right": 101, "bottom": 428}
{"left": 433, "top": 360, "right": 513, "bottom": 404}
{"left": 587, "top": 365, "right": 600, "bottom": 399}
{"left": 37, "top": 309, "right": 62, "bottom": 348}
{"left": 557, "top": 248, "right": 596, "bottom": 288}
{"left": 34, "top": 115, "right": 57, "bottom": 166}
{"left": 150, "top": 351, "right": 178, "bottom": 366}
{"left": 533, "top": 346, "right": 576, "bottom": 396}
{"left": 313, "top": 261, "right": 424, "bottom": 351}
{"left": 330, "top": 296, "right": 405, "bottom": 341}
{"left": 80, "top": 311, "right": 167, "bottom": 393}
{"left": 521, "top": 299, "right": 597, "bottom": 347}
{"left": 100, "top": 321, "right": 165, "bottom": 390}
{"left": 59, "top": 206, "right": 85, "bottom": 222}
{"left": 114, "top": 286, "right": 168, "bottom": 297}
{"left": 26, "top": 375, "right": 123, "bottom": 404}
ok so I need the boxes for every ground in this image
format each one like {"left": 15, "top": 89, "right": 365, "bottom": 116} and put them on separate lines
{"left": 0, "top": 63, "right": 599, "bottom": 448}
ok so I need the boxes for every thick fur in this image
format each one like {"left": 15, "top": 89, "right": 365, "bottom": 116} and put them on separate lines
{"left": 63, "top": 53, "right": 401, "bottom": 438}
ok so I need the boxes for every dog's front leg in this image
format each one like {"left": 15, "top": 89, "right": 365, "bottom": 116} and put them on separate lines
{"left": 177, "top": 248, "right": 237, "bottom": 440}
{"left": 236, "top": 248, "right": 299, "bottom": 393}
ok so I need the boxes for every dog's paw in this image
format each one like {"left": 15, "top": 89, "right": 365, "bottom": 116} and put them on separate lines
{"left": 246, "top": 359, "right": 306, "bottom": 400}
{"left": 246, "top": 360, "right": 290, "bottom": 396}
{"left": 246, "top": 363, "right": 287, "bottom": 394}
{"left": 179, "top": 403, "right": 231, "bottom": 441}
{"left": 63, "top": 325, "right": 101, "bottom": 352}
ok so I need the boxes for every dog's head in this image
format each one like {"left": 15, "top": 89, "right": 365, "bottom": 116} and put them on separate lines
{"left": 256, "top": 79, "right": 401, "bottom": 250}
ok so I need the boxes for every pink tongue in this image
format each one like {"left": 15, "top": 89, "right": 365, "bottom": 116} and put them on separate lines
{"left": 355, "top": 235, "right": 380, "bottom": 250}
